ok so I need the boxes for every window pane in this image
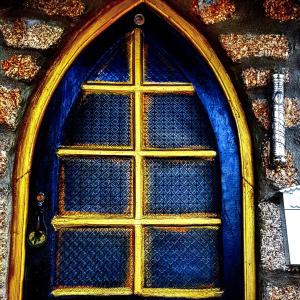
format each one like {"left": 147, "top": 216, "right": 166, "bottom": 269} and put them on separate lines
{"left": 63, "top": 94, "right": 132, "bottom": 146}
{"left": 143, "top": 94, "right": 215, "bottom": 149}
{"left": 59, "top": 157, "right": 133, "bottom": 215}
{"left": 144, "top": 227, "right": 221, "bottom": 289}
{"left": 88, "top": 36, "right": 131, "bottom": 82}
{"left": 144, "top": 36, "right": 187, "bottom": 83}
{"left": 55, "top": 228, "right": 133, "bottom": 288}
{"left": 143, "top": 158, "right": 220, "bottom": 216}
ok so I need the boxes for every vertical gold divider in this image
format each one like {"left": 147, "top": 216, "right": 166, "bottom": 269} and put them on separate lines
{"left": 134, "top": 225, "right": 144, "bottom": 294}
{"left": 135, "top": 153, "right": 143, "bottom": 219}
{"left": 134, "top": 28, "right": 142, "bottom": 87}
{"left": 134, "top": 28, "right": 143, "bottom": 219}
{"left": 133, "top": 28, "right": 144, "bottom": 293}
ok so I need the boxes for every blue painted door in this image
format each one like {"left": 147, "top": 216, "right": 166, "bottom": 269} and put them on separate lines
{"left": 24, "top": 6, "right": 243, "bottom": 300}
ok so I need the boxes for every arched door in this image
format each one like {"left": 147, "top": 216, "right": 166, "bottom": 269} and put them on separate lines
{"left": 10, "top": 3, "right": 254, "bottom": 300}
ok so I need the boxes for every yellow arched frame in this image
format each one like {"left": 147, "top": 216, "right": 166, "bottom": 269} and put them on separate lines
{"left": 9, "top": 1, "right": 255, "bottom": 299}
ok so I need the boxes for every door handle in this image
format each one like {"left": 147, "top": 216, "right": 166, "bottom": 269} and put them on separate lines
{"left": 27, "top": 192, "right": 47, "bottom": 247}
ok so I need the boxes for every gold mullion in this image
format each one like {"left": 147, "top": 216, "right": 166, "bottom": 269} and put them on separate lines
{"left": 52, "top": 287, "right": 132, "bottom": 297}
{"left": 134, "top": 28, "right": 142, "bottom": 86}
{"left": 135, "top": 92, "right": 142, "bottom": 152}
{"left": 140, "top": 150, "right": 216, "bottom": 158}
{"left": 140, "top": 85, "right": 194, "bottom": 92}
{"left": 57, "top": 148, "right": 216, "bottom": 158}
{"left": 57, "top": 148, "right": 135, "bottom": 157}
{"left": 135, "top": 155, "right": 143, "bottom": 219}
{"left": 82, "top": 84, "right": 135, "bottom": 93}
{"left": 51, "top": 216, "right": 221, "bottom": 230}
{"left": 134, "top": 224, "right": 143, "bottom": 295}
{"left": 133, "top": 27, "right": 144, "bottom": 296}
{"left": 81, "top": 84, "right": 194, "bottom": 93}
{"left": 140, "top": 288, "right": 224, "bottom": 299}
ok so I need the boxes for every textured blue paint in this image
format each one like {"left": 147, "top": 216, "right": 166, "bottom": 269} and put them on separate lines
{"left": 56, "top": 229, "right": 131, "bottom": 287}
{"left": 88, "top": 36, "right": 130, "bottom": 82}
{"left": 144, "top": 94, "right": 215, "bottom": 149}
{"left": 63, "top": 94, "right": 132, "bottom": 146}
{"left": 144, "top": 34, "right": 187, "bottom": 82}
{"left": 145, "top": 158, "right": 220, "bottom": 215}
{"left": 144, "top": 227, "right": 221, "bottom": 288}
{"left": 63, "top": 157, "right": 132, "bottom": 214}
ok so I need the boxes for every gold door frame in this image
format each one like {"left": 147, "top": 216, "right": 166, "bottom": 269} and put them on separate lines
{"left": 9, "top": 1, "right": 255, "bottom": 300}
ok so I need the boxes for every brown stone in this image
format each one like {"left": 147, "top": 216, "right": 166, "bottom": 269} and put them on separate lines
{"left": 252, "top": 100, "right": 270, "bottom": 130}
{"left": 0, "top": 19, "right": 26, "bottom": 48}
{"left": 24, "top": 0, "right": 85, "bottom": 18}
{"left": 285, "top": 98, "right": 300, "bottom": 127}
{"left": 219, "top": 34, "right": 289, "bottom": 62}
{"left": 1, "top": 54, "right": 40, "bottom": 81}
{"left": 252, "top": 99, "right": 300, "bottom": 130}
{"left": 0, "top": 18, "right": 63, "bottom": 50}
{"left": 259, "top": 201, "right": 288, "bottom": 271}
{"left": 0, "top": 151, "right": 7, "bottom": 178}
{"left": 0, "top": 188, "right": 10, "bottom": 299}
{"left": 264, "top": 0, "right": 300, "bottom": 22}
{"left": 0, "top": 85, "right": 22, "bottom": 129}
{"left": 198, "top": 0, "right": 235, "bottom": 24}
{"left": 242, "top": 68, "right": 289, "bottom": 89}
{"left": 242, "top": 69, "right": 271, "bottom": 89}
{"left": 262, "top": 141, "right": 297, "bottom": 189}
{"left": 264, "top": 284, "right": 300, "bottom": 300}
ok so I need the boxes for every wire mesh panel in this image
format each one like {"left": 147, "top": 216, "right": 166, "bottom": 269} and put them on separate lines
{"left": 143, "top": 94, "right": 215, "bottom": 149}
{"left": 144, "top": 227, "right": 221, "bottom": 289}
{"left": 143, "top": 37, "right": 188, "bottom": 83}
{"left": 88, "top": 36, "right": 131, "bottom": 82}
{"left": 55, "top": 228, "right": 133, "bottom": 288}
{"left": 143, "top": 158, "right": 220, "bottom": 216}
{"left": 59, "top": 157, "right": 133, "bottom": 215}
{"left": 63, "top": 94, "right": 132, "bottom": 147}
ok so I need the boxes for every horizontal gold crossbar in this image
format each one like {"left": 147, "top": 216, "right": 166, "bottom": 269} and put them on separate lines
{"left": 51, "top": 287, "right": 223, "bottom": 298}
{"left": 82, "top": 83, "right": 194, "bottom": 93}
{"left": 51, "top": 216, "right": 221, "bottom": 229}
{"left": 57, "top": 148, "right": 217, "bottom": 158}
{"left": 141, "top": 150, "right": 216, "bottom": 157}
{"left": 52, "top": 287, "right": 132, "bottom": 297}
{"left": 139, "top": 288, "right": 224, "bottom": 299}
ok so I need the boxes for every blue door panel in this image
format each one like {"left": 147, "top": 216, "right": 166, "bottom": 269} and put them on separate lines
{"left": 24, "top": 6, "right": 242, "bottom": 300}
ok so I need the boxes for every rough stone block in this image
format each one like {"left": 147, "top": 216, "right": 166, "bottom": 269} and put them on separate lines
{"left": 259, "top": 201, "right": 288, "bottom": 271}
{"left": 252, "top": 100, "right": 270, "bottom": 130}
{"left": 1, "top": 54, "right": 40, "bottom": 82}
{"left": 24, "top": 0, "right": 85, "bottom": 18}
{"left": 242, "top": 68, "right": 271, "bottom": 89}
{"left": 262, "top": 141, "right": 297, "bottom": 189}
{"left": 0, "top": 85, "right": 21, "bottom": 129}
{"left": 285, "top": 99, "right": 300, "bottom": 127}
{"left": 252, "top": 98, "right": 300, "bottom": 130}
{"left": 0, "top": 151, "right": 7, "bottom": 178}
{"left": 0, "top": 188, "right": 10, "bottom": 296}
{"left": 264, "top": 0, "right": 300, "bottom": 22}
{"left": 198, "top": 0, "right": 235, "bottom": 24}
{"left": 0, "top": 18, "right": 63, "bottom": 50}
{"left": 219, "top": 34, "right": 289, "bottom": 62}
{"left": 262, "top": 283, "right": 300, "bottom": 300}
{"left": 242, "top": 68, "right": 289, "bottom": 89}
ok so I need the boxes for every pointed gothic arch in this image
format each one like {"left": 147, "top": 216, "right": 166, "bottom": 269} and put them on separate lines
{"left": 9, "top": 1, "right": 255, "bottom": 299}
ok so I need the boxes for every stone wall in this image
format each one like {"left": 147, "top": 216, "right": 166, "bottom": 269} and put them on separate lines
{"left": 0, "top": 0, "right": 300, "bottom": 299}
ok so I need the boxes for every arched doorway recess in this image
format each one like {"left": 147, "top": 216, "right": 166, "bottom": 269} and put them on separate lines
{"left": 9, "top": 1, "right": 255, "bottom": 300}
